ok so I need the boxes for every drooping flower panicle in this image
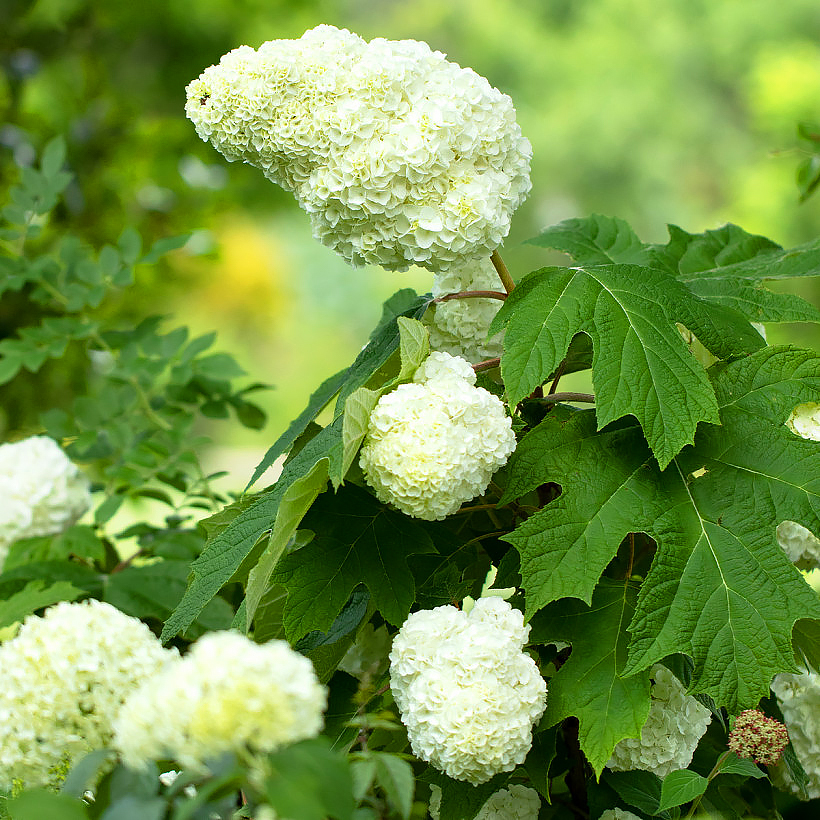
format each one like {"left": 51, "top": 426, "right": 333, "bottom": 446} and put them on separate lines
{"left": 359, "top": 351, "right": 516, "bottom": 520}
{"left": 186, "top": 25, "right": 531, "bottom": 272}
{"left": 728, "top": 709, "right": 789, "bottom": 766}
{"left": 390, "top": 597, "right": 546, "bottom": 784}
{"left": 114, "top": 631, "right": 327, "bottom": 770}
{"left": 0, "top": 600, "right": 173, "bottom": 791}
{"left": 0, "top": 435, "right": 91, "bottom": 568}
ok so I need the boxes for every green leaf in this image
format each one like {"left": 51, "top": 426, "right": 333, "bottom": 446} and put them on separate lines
{"left": 140, "top": 234, "right": 190, "bottom": 264}
{"left": 341, "top": 387, "right": 380, "bottom": 484}
{"left": 657, "top": 769, "right": 708, "bottom": 811}
{"left": 117, "top": 227, "right": 142, "bottom": 265}
{"left": 716, "top": 753, "right": 766, "bottom": 779}
{"left": 61, "top": 749, "right": 117, "bottom": 799}
{"left": 490, "top": 263, "right": 723, "bottom": 468}
{"left": 0, "top": 580, "right": 83, "bottom": 628}
{"left": 529, "top": 580, "right": 651, "bottom": 775}
{"left": 396, "top": 316, "right": 429, "bottom": 383}
{"left": 247, "top": 367, "right": 348, "bottom": 491}
{"left": 372, "top": 288, "right": 423, "bottom": 339}
{"left": 162, "top": 419, "right": 342, "bottom": 642}
{"left": 99, "top": 796, "right": 165, "bottom": 820}
{"left": 294, "top": 587, "right": 370, "bottom": 652}
{"left": 265, "top": 738, "right": 354, "bottom": 820}
{"left": 373, "top": 752, "right": 415, "bottom": 820}
{"left": 272, "top": 483, "right": 435, "bottom": 642}
{"left": 244, "top": 457, "right": 330, "bottom": 629}
{"left": 504, "top": 347, "right": 820, "bottom": 711}
{"left": 524, "top": 726, "right": 558, "bottom": 802}
{"left": 426, "top": 771, "right": 509, "bottom": 820}
{"left": 601, "top": 770, "right": 663, "bottom": 816}
{"left": 650, "top": 224, "right": 820, "bottom": 323}
{"left": 40, "top": 136, "right": 66, "bottom": 178}
{"left": 7, "top": 790, "right": 89, "bottom": 820}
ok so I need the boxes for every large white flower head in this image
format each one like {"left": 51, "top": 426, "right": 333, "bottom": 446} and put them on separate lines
{"left": 425, "top": 258, "right": 505, "bottom": 363}
{"left": 786, "top": 402, "right": 820, "bottom": 441}
{"left": 390, "top": 597, "right": 546, "bottom": 784}
{"left": 771, "top": 671, "right": 820, "bottom": 799}
{"left": 186, "top": 26, "right": 531, "bottom": 272}
{"left": 429, "top": 783, "right": 540, "bottom": 820}
{"left": 114, "top": 631, "right": 327, "bottom": 771}
{"left": 606, "top": 665, "right": 711, "bottom": 778}
{"left": 0, "top": 435, "right": 91, "bottom": 568}
{"left": 0, "top": 600, "right": 173, "bottom": 791}
{"left": 359, "top": 352, "right": 515, "bottom": 520}
{"left": 776, "top": 521, "right": 820, "bottom": 571}
{"left": 599, "top": 811, "right": 642, "bottom": 820}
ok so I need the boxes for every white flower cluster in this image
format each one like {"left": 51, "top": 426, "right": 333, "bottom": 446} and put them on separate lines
{"left": 114, "top": 631, "right": 327, "bottom": 770}
{"left": 359, "top": 352, "right": 516, "bottom": 520}
{"left": 390, "top": 597, "right": 546, "bottom": 784}
{"left": 0, "top": 435, "right": 91, "bottom": 568}
{"left": 786, "top": 402, "right": 820, "bottom": 441}
{"left": 429, "top": 783, "right": 540, "bottom": 820}
{"left": 606, "top": 665, "right": 711, "bottom": 778}
{"left": 771, "top": 671, "right": 820, "bottom": 799}
{"left": 599, "top": 810, "right": 642, "bottom": 820}
{"left": 776, "top": 521, "right": 820, "bottom": 571}
{"left": 186, "top": 25, "right": 531, "bottom": 272}
{"left": 0, "top": 600, "right": 173, "bottom": 791}
{"left": 425, "top": 258, "right": 505, "bottom": 363}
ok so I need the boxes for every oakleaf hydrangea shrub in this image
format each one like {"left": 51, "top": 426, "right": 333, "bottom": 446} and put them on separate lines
{"left": 3, "top": 19, "right": 820, "bottom": 820}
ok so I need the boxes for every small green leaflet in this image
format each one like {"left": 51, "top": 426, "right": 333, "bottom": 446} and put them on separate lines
{"left": 529, "top": 580, "right": 651, "bottom": 775}
{"left": 0, "top": 580, "right": 83, "bottom": 628}
{"left": 656, "top": 769, "right": 708, "bottom": 812}
{"left": 503, "top": 346, "right": 820, "bottom": 711}
{"left": 271, "top": 483, "right": 435, "bottom": 642}
{"left": 490, "top": 263, "right": 724, "bottom": 468}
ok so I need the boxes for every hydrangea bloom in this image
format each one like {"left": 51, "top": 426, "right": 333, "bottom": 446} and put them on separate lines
{"left": 186, "top": 25, "right": 531, "bottom": 272}
{"left": 786, "top": 402, "right": 820, "bottom": 441}
{"left": 728, "top": 709, "right": 789, "bottom": 766}
{"left": 0, "top": 600, "right": 172, "bottom": 791}
{"left": 114, "top": 631, "right": 327, "bottom": 770}
{"left": 390, "top": 597, "right": 546, "bottom": 784}
{"left": 425, "top": 258, "right": 505, "bottom": 363}
{"left": 776, "top": 520, "right": 820, "bottom": 570}
{"left": 606, "top": 665, "right": 711, "bottom": 778}
{"left": 359, "top": 352, "right": 516, "bottom": 520}
{"left": 771, "top": 671, "right": 820, "bottom": 799}
{"left": 599, "top": 810, "right": 642, "bottom": 820}
{"left": 0, "top": 435, "right": 91, "bottom": 568}
{"left": 429, "top": 783, "right": 540, "bottom": 820}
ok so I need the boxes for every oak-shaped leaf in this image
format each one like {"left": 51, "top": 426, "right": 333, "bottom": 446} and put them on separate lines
{"left": 503, "top": 346, "right": 820, "bottom": 711}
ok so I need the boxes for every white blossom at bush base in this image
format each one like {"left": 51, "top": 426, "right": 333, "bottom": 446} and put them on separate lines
{"left": 186, "top": 26, "right": 531, "bottom": 272}
{"left": 776, "top": 521, "right": 820, "bottom": 571}
{"left": 390, "top": 597, "right": 546, "bottom": 784}
{"left": 786, "top": 402, "right": 820, "bottom": 441}
{"left": 424, "top": 258, "right": 505, "bottom": 363}
{"left": 114, "top": 631, "right": 327, "bottom": 771}
{"left": 0, "top": 600, "right": 173, "bottom": 791}
{"left": 771, "top": 671, "right": 820, "bottom": 799}
{"left": 429, "top": 783, "right": 540, "bottom": 820}
{"left": 606, "top": 665, "right": 711, "bottom": 778}
{"left": 360, "top": 352, "right": 516, "bottom": 520}
{"left": 598, "top": 810, "right": 642, "bottom": 820}
{"left": 0, "top": 435, "right": 91, "bottom": 568}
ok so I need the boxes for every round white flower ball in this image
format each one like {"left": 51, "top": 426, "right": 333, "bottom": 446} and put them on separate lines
{"left": 771, "top": 671, "right": 820, "bottom": 799}
{"left": 429, "top": 783, "right": 540, "bottom": 820}
{"left": 776, "top": 521, "right": 820, "bottom": 571}
{"left": 0, "top": 600, "right": 173, "bottom": 791}
{"left": 114, "top": 631, "right": 327, "bottom": 770}
{"left": 786, "top": 402, "right": 820, "bottom": 441}
{"left": 0, "top": 435, "right": 91, "bottom": 568}
{"left": 185, "top": 25, "right": 531, "bottom": 272}
{"left": 359, "top": 352, "right": 516, "bottom": 520}
{"left": 390, "top": 597, "right": 546, "bottom": 784}
{"left": 425, "top": 258, "right": 505, "bottom": 364}
{"left": 606, "top": 665, "right": 711, "bottom": 778}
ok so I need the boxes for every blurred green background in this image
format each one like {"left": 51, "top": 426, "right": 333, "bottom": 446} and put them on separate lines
{"left": 3, "top": 0, "right": 820, "bottom": 485}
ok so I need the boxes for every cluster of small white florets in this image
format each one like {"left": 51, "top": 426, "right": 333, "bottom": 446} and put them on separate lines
{"left": 599, "top": 810, "right": 642, "bottom": 820}
{"left": 359, "top": 352, "right": 516, "bottom": 520}
{"left": 786, "top": 402, "right": 820, "bottom": 441}
{"left": 424, "top": 258, "right": 505, "bottom": 363}
{"left": 771, "top": 671, "right": 820, "bottom": 799}
{"left": 114, "top": 631, "right": 327, "bottom": 771}
{"left": 0, "top": 600, "right": 173, "bottom": 791}
{"left": 186, "top": 26, "right": 531, "bottom": 272}
{"left": 776, "top": 521, "right": 820, "bottom": 570}
{"left": 0, "top": 435, "right": 91, "bottom": 568}
{"left": 390, "top": 597, "right": 546, "bottom": 784}
{"left": 606, "top": 665, "right": 711, "bottom": 778}
{"left": 429, "top": 783, "right": 540, "bottom": 820}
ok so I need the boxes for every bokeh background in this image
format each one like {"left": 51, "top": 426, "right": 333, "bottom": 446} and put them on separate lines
{"left": 3, "top": 0, "right": 820, "bottom": 486}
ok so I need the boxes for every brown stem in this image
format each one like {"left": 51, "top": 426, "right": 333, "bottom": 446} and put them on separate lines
{"left": 625, "top": 533, "right": 635, "bottom": 579}
{"left": 536, "top": 392, "right": 595, "bottom": 404}
{"left": 490, "top": 249, "right": 516, "bottom": 293}
{"left": 548, "top": 359, "right": 567, "bottom": 396}
{"left": 433, "top": 289, "right": 507, "bottom": 303}
{"left": 473, "top": 357, "right": 501, "bottom": 372}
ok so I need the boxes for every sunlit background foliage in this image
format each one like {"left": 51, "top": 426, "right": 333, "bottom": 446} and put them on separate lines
{"left": 3, "top": 0, "right": 820, "bottom": 483}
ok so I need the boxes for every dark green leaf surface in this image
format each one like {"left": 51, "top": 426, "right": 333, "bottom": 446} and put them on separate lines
{"left": 657, "top": 769, "right": 707, "bottom": 811}
{"left": 529, "top": 580, "right": 651, "bottom": 775}
{"left": 0, "top": 580, "right": 83, "bottom": 628}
